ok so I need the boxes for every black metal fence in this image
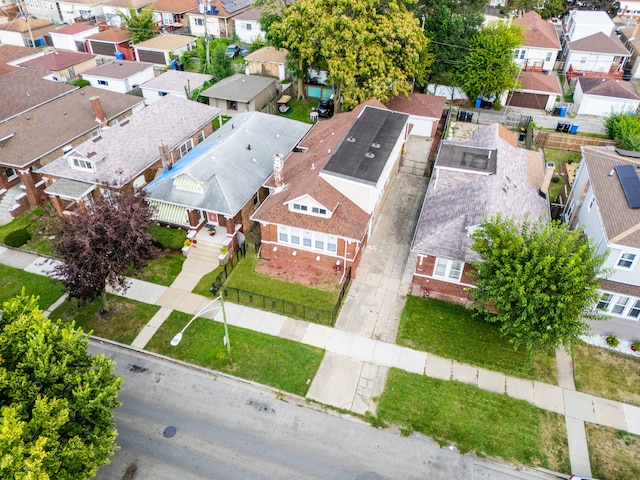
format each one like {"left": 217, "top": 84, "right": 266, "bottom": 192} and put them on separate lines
{"left": 208, "top": 244, "right": 246, "bottom": 295}
{"left": 217, "top": 264, "right": 352, "bottom": 327}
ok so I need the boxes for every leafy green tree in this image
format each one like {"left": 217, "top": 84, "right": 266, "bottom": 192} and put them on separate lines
{"left": 209, "top": 43, "right": 235, "bottom": 81}
{"left": 539, "top": 0, "right": 563, "bottom": 19}
{"left": 605, "top": 112, "right": 640, "bottom": 151}
{"left": 470, "top": 215, "right": 607, "bottom": 356}
{"left": 265, "top": 0, "right": 433, "bottom": 109}
{"left": 471, "top": 216, "right": 606, "bottom": 355}
{"left": 455, "top": 22, "right": 523, "bottom": 103}
{"left": 563, "top": 0, "right": 620, "bottom": 18}
{"left": 45, "top": 189, "right": 158, "bottom": 313}
{"left": 0, "top": 291, "right": 122, "bottom": 479}
{"left": 421, "top": 6, "right": 482, "bottom": 85}
{"left": 117, "top": 6, "right": 158, "bottom": 43}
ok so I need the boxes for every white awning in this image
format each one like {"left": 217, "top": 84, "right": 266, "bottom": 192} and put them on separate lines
{"left": 149, "top": 200, "right": 190, "bottom": 226}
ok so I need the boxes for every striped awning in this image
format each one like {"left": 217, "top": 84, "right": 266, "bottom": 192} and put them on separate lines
{"left": 149, "top": 200, "right": 189, "bottom": 226}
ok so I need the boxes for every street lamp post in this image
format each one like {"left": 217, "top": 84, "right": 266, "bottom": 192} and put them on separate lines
{"left": 170, "top": 295, "right": 233, "bottom": 369}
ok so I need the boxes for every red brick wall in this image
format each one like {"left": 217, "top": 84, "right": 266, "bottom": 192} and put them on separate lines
{"left": 411, "top": 255, "right": 475, "bottom": 305}
{"left": 259, "top": 223, "right": 364, "bottom": 278}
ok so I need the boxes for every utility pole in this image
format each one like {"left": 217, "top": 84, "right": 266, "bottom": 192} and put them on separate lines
{"left": 16, "top": 0, "right": 35, "bottom": 48}
{"left": 202, "top": 0, "right": 210, "bottom": 67}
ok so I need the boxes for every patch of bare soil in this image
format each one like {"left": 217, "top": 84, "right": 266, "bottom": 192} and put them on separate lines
{"left": 255, "top": 260, "right": 341, "bottom": 292}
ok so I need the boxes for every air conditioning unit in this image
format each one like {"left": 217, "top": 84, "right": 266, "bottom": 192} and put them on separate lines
{"left": 128, "top": 41, "right": 134, "bottom": 47}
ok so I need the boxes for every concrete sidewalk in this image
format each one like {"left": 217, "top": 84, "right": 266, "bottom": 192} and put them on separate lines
{"left": 3, "top": 224, "right": 640, "bottom": 478}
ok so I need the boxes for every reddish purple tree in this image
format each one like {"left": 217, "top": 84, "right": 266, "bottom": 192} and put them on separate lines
{"left": 47, "top": 190, "right": 158, "bottom": 312}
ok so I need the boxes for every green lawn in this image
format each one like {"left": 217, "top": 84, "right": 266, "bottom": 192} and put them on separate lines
{"left": 573, "top": 343, "right": 640, "bottom": 406}
{"left": 50, "top": 294, "right": 160, "bottom": 345}
{"left": 397, "top": 296, "right": 557, "bottom": 383}
{"left": 543, "top": 149, "right": 581, "bottom": 202}
{"left": 0, "top": 206, "right": 54, "bottom": 255}
{"left": 278, "top": 98, "right": 318, "bottom": 124}
{"left": 226, "top": 252, "right": 338, "bottom": 310}
{"left": 132, "top": 253, "right": 185, "bottom": 286}
{"left": 377, "top": 369, "right": 569, "bottom": 471}
{"left": 193, "top": 264, "right": 224, "bottom": 296}
{"left": 150, "top": 225, "right": 187, "bottom": 251}
{"left": 145, "top": 311, "right": 324, "bottom": 396}
{"left": 0, "top": 264, "right": 64, "bottom": 310}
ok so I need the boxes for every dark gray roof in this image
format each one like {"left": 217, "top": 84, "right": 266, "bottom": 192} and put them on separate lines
{"left": 222, "top": 0, "right": 252, "bottom": 14}
{"left": 436, "top": 144, "right": 497, "bottom": 174}
{"left": 199, "top": 74, "right": 275, "bottom": 102}
{"left": 44, "top": 177, "right": 95, "bottom": 200}
{"left": 322, "top": 106, "right": 408, "bottom": 185}
{"left": 144, "top": 111, "right": 311, "bottom": 216}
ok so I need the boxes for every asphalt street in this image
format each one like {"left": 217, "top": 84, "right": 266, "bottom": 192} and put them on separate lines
{"left": 90, "top": 341, "right": 558, "bottom": 480}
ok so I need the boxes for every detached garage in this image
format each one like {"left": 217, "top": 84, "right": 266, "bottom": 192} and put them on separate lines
{"left": 506, "top": 71, "right": 561, "bottom": 111}
{"left": 573, "top": 77, "right": 640, "bottom": 116}
{"left": 133, "top": 34, "right": 196, "bottom": 66}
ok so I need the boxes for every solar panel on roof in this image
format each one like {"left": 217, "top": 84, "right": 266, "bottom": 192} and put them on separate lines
{"left": 615, "top": 164, "right": 640, "bottom": 209}
{"left": 221, "top": 0, "right": 253, "bottom": 14}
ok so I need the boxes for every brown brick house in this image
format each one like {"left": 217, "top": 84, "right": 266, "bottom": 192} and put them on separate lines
{"left": 37, "top": 95, "right": 221, "bottom": 217}
{"left": 0, "top": 86, "right": 144, "bottom": 218}
{"left": 410, "top": 124, "right": 550, "bottom": 304}
{"left": 252, "top": 100, "right": 409, "bottom": 281}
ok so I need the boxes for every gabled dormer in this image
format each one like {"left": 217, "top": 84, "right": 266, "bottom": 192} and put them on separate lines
{"left": 286, "top": 194, "right": 332, "bottom": 218}
{"left": 173, "top": 173, "right": 203, "bottom": 193}
{"left": 65, "top": 146, "right": 106, "bottom": 173}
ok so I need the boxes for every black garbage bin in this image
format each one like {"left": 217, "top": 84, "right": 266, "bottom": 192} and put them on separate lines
{"left": 466, "top": 112, "right": 474, "bottom": 122}
{"left": 556, "top": 121, "right": 564, "bottom": 132}
{"left": 562, "top": 123, "right": 571, "bottom": 133}
{"left": 553, "top": 106, "right": 561, "bottom": 116}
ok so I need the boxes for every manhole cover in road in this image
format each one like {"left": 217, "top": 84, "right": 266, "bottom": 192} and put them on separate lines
{"left": 163, "top": 426, "right": 177, "bottom": 438}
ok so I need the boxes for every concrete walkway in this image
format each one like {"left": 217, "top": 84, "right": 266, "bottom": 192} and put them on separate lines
{"left": 2, "top": 203, "right": 640, "bottom": 478}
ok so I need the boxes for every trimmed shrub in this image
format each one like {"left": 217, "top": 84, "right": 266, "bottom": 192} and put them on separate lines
{"left": 150, "top": 224, "right": 187, "bottom": 251}
{"left": 606, "top": 335, "right": 620, "bottom": 348}
{"left": 3, "top": 229, "right": 32, "bottom": 247}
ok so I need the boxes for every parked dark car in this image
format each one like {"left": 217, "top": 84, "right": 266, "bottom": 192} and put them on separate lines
{"left": 225, "top": 44, "right": 249, "bottom": 59}
{"left": 316, "top": 98, "right": 335, "bottom": 118}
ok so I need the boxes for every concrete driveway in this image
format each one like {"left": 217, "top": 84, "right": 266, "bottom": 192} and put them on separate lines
{"left": 306, "top": 172, "right": 428, "bottom": 415}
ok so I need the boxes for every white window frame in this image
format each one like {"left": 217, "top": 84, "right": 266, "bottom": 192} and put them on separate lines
{"left": 98, "top": 79, "right": 109, "bottom": 86}
{"left": 277, "top": 226, "right": 339, "bottom": 254}
{"left": 612, "top": 296, "right": 630, "bottom": 315}
{"left": 433, "top": 258, "right": 464, "bottom": 282}
{"left": 194, "top": 18, "right": 204, "bottom": 26}
{"left": 597, "top": 292, "right": 613, "bottom": 310}
{"left": 545, "top": 52, "right": 552, "bottom": 61}
{"left": 628, "top": 299, "right": 640, "bottom": 319}
{"left": 197, "top": 130, "right": 205, "bottom": 143}
{"left": 5, "top": 167, "right": 17, "bottom": 180}
{"left": 67, "top": 155, "right": 95, "bottom": 172}
{"left": 616, "top": 252, "right": 637, "bottom": 270}
{"left": 292, "top": 203, "right": 308, "bottom": 212}
{"left": 175, "top": 138, "right": 194, "bottom": 160}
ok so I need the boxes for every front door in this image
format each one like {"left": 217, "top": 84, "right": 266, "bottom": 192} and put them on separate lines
{"left": 207, "top": 212, "right": 218, "bottom": 225}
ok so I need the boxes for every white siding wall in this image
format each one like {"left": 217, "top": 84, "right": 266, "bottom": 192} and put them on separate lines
{"left": 564, "top": 51, "right": 618, "bottom": 73}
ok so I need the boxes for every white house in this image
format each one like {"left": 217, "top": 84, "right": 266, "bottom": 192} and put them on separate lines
{"left": 140, "top": 70, "right": 211, "bottom": 104}
{"left": 385, "top": 92, "right": 446, "bottom": 138}
{"left": 49, "top": 23, "right": 100, "bottom": 52}
{"left": 187, "top": 0, "right": 252, "bottom": 39}
{"left": 620, "top": 25, "right": 640, "bottom": 80}
{"left": 618, "top": 1, "right": 640, "bottom": 20}
{"left": 133, "top": 33, "right": 195, "bottom": 65}
{"left": 51, "top": 0, "right": 109, "bottom": 25}
{"left": 563, "top": 146, "right": 640, "bottom": 323}
{"left": 513, "top": 11, "right": 561, "bottom": 73}
{"left": 233, "top": 7, "right": 265, "bottom": 44}
{"left": 80, "top": 60, "right": 156, "bottom": 94}
{"left": 563, "top": 10, "right": 615, "bottom": 43}
{"left": 573, "top": 78, "right": 640, "bottom": 116}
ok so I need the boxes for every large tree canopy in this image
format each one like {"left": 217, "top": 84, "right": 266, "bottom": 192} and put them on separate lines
{"left": 46, "top": 189, "right": 158, "bottom": 312}
{"left": 117, "top": 6, "right": 158, "bottom": 43}
{"left": 412, "top": 0, "right": 485, "bottom": 85}
{"left": 0, "top": 291, "right": 121, "bottom": 479}
{"left": 470, "top": 215, "right": 607, "bottom": 355}
{"left": 265, "top": 0, "right": 433, "bottom": 109}
{"left": 455, "top": 22, "right": 523, "bottom": 103}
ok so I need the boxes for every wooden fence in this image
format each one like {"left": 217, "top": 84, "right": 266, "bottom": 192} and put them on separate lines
{"left": 534, "top": 131, "right": 617, "bottom": 151}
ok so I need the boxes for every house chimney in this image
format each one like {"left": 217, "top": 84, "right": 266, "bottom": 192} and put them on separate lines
{"left": 273, "top": 153, "right": 284, "bottom": 187}
{"left": 89, "top": 96, "right": 106, "bottom": 125}
{"left": 159, "top": 142, "right": 172, "bottom": 171}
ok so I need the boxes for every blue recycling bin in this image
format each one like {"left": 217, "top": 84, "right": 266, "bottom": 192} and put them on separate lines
{"left": 559, "top": 105, "right": 567, "bottom": 117}
{"left": 114, "top": 51, "right": 125, "bottom": 60}
{"left": 475, "top": 98, "right": 482, "bottom": 109}
{"left": 570, "top": 123, "right": 579, "bottom": 134}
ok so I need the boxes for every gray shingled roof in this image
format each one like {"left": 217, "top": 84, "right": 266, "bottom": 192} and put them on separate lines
{"left": 37, "top": 95, "right": 221, "bottom": 188}
{"left": 144, "top": 111, "right": 311, "bottom": 216}
{"left": 581, "top": 146, "right": 640, "bottom": 249}
{"left": 199, "top": 74, "right": 276, "bottom": 102}
{"left": 411, "top": 124, "right": 549, "bottom": 261}
{"left": 81, "top": 60, "right": 156, "bottom": 80}
{"left": 141, "top": 70, "right": 211, "bottom": 94}
{"left": 0, "top": 65, "right": 77, "bottom": 123}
